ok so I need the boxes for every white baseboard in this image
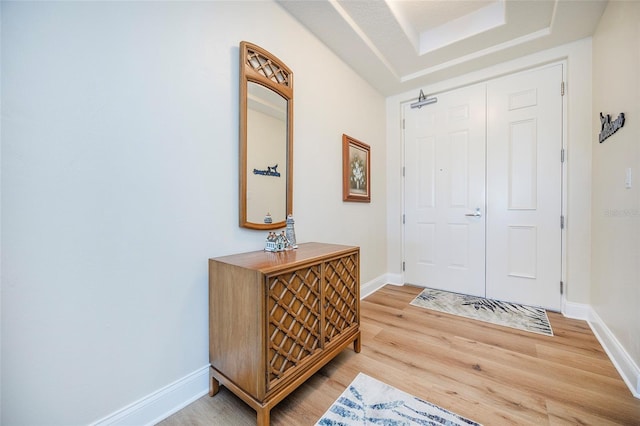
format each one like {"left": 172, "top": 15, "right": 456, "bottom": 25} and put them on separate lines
{"left": 562, "top": 300, "right": 639, "bottom": 398}
{"left": 562, "top": 299, "right": 590, "bottom": 320}
{"left": 360, "top": 274, "right": 389, "bottom": 299}
{"left": 385, "top": 273, "right": 403, "bottom": 286}
{"left": 587, "top": 308, "right": 640, "bottom": 399}
{"left": 360, "top": 273, "right": 403, "bottom": 299}
{"left": 91, "top": 365, "right": 210, "bottom": 426}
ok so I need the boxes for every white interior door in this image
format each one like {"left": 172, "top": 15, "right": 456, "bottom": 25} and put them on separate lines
{"left": 486, "top": 64, "right": 563, "bottom": 310}
{"left": 403, "top": 64, "right": 563, "bottom": 310}
{"left": 403, "top": 84, "right": 487, "bottom": 297}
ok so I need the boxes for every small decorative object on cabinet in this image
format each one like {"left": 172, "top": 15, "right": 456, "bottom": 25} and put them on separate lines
{"left": 209, "top": 242, "right": 361, "bottom": 426}
{"left": 264, "top": 231, "right": 288, "bottom": 252}
{"left": 285, "top": 214, "right": 297, "bottom": 248}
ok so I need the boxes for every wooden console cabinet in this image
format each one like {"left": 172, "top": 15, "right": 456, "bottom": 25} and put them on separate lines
{"left": 208, "top": 242, "right": 360, "bottom": 426}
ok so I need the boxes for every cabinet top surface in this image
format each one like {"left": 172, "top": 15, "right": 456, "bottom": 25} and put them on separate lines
{"left": 210, "top": 242, "right": 359, "bottom": 273}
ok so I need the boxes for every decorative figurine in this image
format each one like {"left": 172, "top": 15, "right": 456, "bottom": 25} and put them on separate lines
{"left": 285, "top": 214, "right": 297, "bottom": 249}
{"left": 264, "top": 216, "right": 297, "bottom": 252}
{"left": 264, "top": 231, "right": 288, "bottom": 252}
{"left": 265, "top": 232, "right": 277, "bottom": 252}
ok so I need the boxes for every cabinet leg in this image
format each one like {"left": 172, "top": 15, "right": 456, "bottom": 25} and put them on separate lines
{"left": 209, "top": 375, "right": 220, "bottom": 397}
{"left": 353, "top": 335, "right": 361, "bottom": 353}
{"left": 256, "top": 407, "right": 270, "bottom": 426}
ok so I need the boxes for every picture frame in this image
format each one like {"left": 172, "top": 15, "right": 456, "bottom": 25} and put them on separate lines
{"left": 342, "top": 134, "right": 371, "bottom": 202}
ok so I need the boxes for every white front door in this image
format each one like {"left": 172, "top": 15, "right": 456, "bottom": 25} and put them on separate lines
{"left": 403, "top": 64, "right": 563, "bottom": 310}
{"left": 486, "top": 64, "right": 563, "bottom": 310}
{"left": 403, "top": 84, "right": 487, "bottom": 297}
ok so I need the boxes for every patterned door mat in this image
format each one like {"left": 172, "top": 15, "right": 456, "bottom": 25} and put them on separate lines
{"left": 410, "top": 287, "right": 553, "bottom": 336}
{"left": 316, "top": 373, "right": 481, "bottom": 425}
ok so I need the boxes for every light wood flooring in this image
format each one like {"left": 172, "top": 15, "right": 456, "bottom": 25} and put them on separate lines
{"left": 159, "top": 284, "right": 640, "bottom": 425}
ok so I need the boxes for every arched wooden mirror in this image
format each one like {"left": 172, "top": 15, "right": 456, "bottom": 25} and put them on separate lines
{"left": 239, "top": 41, "right": 293, "bottom": 230}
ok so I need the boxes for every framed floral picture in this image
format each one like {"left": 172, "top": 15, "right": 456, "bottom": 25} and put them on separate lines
{"left": 342, "top": 134, "right": 371, "bottom": 202}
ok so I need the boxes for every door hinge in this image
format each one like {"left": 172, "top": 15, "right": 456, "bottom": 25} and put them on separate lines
{"left": 561, "top": 148, "right": 565, "bottom": 163}
{"left": 561, "top": 81, "right": 565, "bottom": 96}
{"left": 402, "top": 214, "right": 405, "bottom": 224}
{"left": 402, "top": 166, "right": 405, "bottom": 177}
{"left": 561, "top": 215, "right": 565, "bottom": 229}
{"left": 560, "top": 281, "right": 564, "bottom": 295}
{"left": 402, "top": 118, "right": 405, "bottom": 129}
{"left": 402, "top": 261, "right": 405, "bottom": 272}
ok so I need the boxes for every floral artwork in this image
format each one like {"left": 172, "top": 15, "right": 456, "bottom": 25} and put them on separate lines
{"left": 342, "top": 134, "right": 371, "bottom": 202}
{"left": 350, "top": 152, "right": 366, "bottom": 192}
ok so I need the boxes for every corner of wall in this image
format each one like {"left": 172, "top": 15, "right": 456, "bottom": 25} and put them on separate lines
{"left": 562, "top": 298, "right": 590, "bottom": 320}
{"left": 361, "top": 273, "right": 402, "bottom": 299}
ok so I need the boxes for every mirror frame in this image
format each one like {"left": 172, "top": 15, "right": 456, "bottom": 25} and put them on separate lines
{"left": 239, "top": 41, "right": 294, "bottom": 230}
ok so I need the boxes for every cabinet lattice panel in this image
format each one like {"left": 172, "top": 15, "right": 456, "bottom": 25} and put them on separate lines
{"left": 267, "top": 266, "right": 322, "bottom": 384}
{"left": 324, "top": 254, "right": 358, "bottom": 342}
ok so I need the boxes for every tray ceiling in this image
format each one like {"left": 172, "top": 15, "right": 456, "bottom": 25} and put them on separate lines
{"left": 277, "top": 0, "right": 607, "bottom": 95}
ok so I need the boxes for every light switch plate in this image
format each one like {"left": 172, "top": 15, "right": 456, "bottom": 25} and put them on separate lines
{"left": 625, "top": 167, "right": 632, "bottom": 189}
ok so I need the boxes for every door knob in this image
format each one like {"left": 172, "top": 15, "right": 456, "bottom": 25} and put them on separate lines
{"left": 465, "top": 208, "right": 482, "bottom": 218}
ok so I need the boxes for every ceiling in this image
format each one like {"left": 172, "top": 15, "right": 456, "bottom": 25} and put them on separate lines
{"left": 276, "top": 0, "right": 608, "bottom": 96}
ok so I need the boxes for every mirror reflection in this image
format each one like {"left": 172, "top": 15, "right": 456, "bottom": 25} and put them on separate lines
{"left": 246, "top": 82, "right": 288, "bottom": 224}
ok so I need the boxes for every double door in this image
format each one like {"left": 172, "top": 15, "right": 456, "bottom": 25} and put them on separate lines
{"left": 403, "top": 64, "right": 563, "bottom": 310}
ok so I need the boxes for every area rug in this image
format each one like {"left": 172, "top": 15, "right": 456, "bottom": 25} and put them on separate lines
{"left": 410, "top": 288, "right": 553, "bottom": 336}
{"left": 315, "top": 373, "right": 481, "bottom": 426}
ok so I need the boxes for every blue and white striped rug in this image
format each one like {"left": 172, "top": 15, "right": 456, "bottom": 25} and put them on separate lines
{"left": 315, "top": 373, "right": 480, "bottom": 426}
{"left": 410, "top": 288, "right": 553, "bottom": 336}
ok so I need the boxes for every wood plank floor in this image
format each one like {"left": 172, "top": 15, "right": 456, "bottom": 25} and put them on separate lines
{"left": 159, "top": 285, "right": 640, "bottom": 425}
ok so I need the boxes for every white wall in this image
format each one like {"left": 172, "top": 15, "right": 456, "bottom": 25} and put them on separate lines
{"left": 386, "top": 38, "right": 593, "bottom": 306}
{"left": 0, "top": 1, "right": 386, "bottom": 424}
{"left": 591, "top": 0, "right": 640, "bottom": 380}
